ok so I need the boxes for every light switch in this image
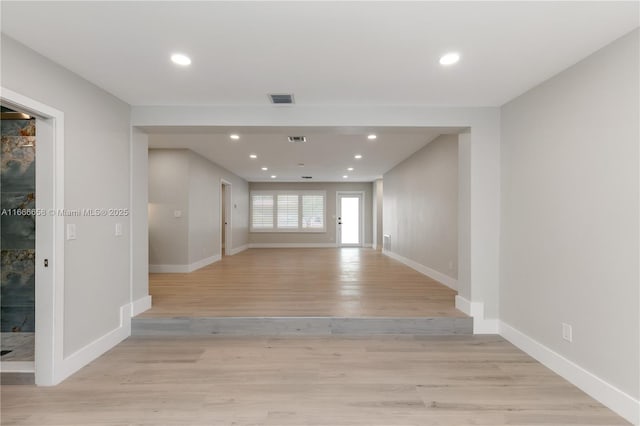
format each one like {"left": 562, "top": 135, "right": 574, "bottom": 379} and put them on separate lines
{"left": 115, "top": 223, "right": 123, "bottom": 236}
{"left": 66, "top": 224, "right": 77, "bottom": 240}
{"left": 173, "top": 210, "right": 182, "bottom": 218}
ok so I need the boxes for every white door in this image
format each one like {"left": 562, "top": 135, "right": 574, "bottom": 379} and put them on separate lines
{"left": 337, "top": 192, "right": 363, "bottom": 247}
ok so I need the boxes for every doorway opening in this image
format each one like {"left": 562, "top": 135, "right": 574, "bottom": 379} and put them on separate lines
{"left": 1, "top": 106, "right": 36, "bottom": 365}
{"left": 337, "top": 192, "right": 364, "bottom": 247}
{"left": 0, "top": 89, "right": 63, "bottom": 386}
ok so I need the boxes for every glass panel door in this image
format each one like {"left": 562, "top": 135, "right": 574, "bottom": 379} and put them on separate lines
{"left": 337, "top": 193, "right": 363, "bottom": 246}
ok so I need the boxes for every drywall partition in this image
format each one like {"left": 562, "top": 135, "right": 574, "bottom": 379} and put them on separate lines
{"left": 456, "top": 133, "right": 471, "bottom": 303}
{"left": 500, "top": 29, "right": 639, "bottom": 422}
{"left": 1, "top": 35, "right": 132, "bottom": 382}
{"left": 383, "top": 134, "right": 458, "bottom": 288}
{"left": 131, "top": 105, "right": 501, "bottom": 327}
{"left": 148, "top": 148, "right": 249, "bottom": 272}
{"left": 248, "top": 182, "right": 373, "bottom": 247}
{"left": 130, "top": 129, "right": 150, "bottom": 315}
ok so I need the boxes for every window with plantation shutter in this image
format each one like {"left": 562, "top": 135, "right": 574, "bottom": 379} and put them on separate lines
{"left": 251, "top": 194, "right": 274, "bottom": 229}
{"left": 250, "top": 190, "right": 326, "bottom": 232}
{"left": 277, "top": 194, "right": 299, "bottom": 228}
{"left": 302, "top": 195, "right": 324, "bottom": 229}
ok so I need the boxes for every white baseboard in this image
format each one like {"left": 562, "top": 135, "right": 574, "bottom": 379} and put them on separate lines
{"left": 249, "top": 243, "right": 338, "bottom": 248}
{"left": 56, "top": 303, "right": 131, "bottom": 384}
{"left": 149, "top": 255, "right": 221, "bottom": 273}
{"left": 455, "top": 295, "right": 487, "bottom": 317}
{"left": 228, "top": 244, "right": 249, "bottom": 255}
{"left": 188, "top": 255, "right": 220, "bottom": 272}
{"left": 474, "top": 318, "right": 500, "bottom": 334}
{"left": 131, "top": 295, "right": 152, "bottom": 317}
{"left": 454, "top": 295, "right": 499, "bottom": 334}
{"left": 0, "top": 361, "right": 35, "bottom": 373}
{"left": 382, "top": 249, "right": 457, "bottom": 290}
{"left": 454, "top": 294, "right": 473, "bottom": 316}
{"left": 149, "top": 264, "right": 189, "bottom": 273}
{"left": 248, "top": 243, "right": 374, "bottom": 249}
{"left": 500, "top": 321, "right": 639, "bottom": 425}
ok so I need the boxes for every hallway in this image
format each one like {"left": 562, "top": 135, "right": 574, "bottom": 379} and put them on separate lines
{"left": 143, "top": 248, "right": 465, "bottom": 318}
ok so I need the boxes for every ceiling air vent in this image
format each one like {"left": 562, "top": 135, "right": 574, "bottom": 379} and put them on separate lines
{"left": 269, "top": 93, "right": 294, "bottom": 104}
{"left": 288, "top": 136, "right": 307, "bottom": 143}
{"left": 301, "top": 176, "right": 313, "bottom": 179}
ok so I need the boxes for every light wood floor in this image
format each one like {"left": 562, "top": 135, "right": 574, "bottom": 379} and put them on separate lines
{"left": 144, "top": 248, "right": 466, "bottom": 318}
{"left": 1, "top": 335, "right": 627, "bottom": 425}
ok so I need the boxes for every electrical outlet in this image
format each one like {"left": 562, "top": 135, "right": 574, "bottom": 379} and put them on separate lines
{"left": 115, "top": 223, "right": 123, "bottom": 236}
{"left": 562, "top": 323, "right": 572, "bottom": 342}
{"left": 174, "top": 210, "right": 182, "bottom": 218}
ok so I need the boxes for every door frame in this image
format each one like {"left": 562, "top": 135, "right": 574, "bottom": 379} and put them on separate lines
{"left": 220, "top": 179, "right": 232, "bottom": 256}
{"left": 335, "top": 191, "right": 365, "bottom": 247}
{"left": 1, "top": 87, "right": 64, "bottom": 386}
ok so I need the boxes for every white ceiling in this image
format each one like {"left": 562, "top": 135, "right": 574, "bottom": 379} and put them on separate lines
{"left": 1, "top": 1, "right": 638, "bottom": 107}
{"left": 144, "top": 126, "right": 463, "bottom": 182}
{"left": 2, "top": 2, "right": 637, "bottom": 182}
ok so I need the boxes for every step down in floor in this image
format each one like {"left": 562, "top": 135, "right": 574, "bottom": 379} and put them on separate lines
{"left": 132, "top": 317, "right": 473, "bottom": 336}
{"left": 1, "top": 372, "right": 34, "bottom": 385}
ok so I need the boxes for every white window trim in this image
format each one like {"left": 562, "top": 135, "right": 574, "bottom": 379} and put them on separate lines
{"left": 250, "top": 190, "right": 327, "bottom": 233}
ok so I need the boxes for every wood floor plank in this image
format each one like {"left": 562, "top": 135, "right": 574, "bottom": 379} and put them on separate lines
{"left": 144, "top": 248, "right": 466, "bottom": 318}
{"left": 0, "top": 335, "right": 628, "bottom": 425}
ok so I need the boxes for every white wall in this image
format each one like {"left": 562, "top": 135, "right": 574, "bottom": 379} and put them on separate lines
{"left": 188, "top": 151, "right": 220, "bottom": 264}
{"left": 383, "top": 134, "right": 459, "bottom": 284}
{"left": 188, "top": 150, "right": 249, "bottom": 261}
{"left": 372, "top": 179, "right": 383, "bottom": 249}
{"left": 501, "top": 28, "right": 639, "bottom": 404}
{"left": 248, "top": 182, "right": 373, "bottom": 246}
{"left": 457, "top": 133, "right": 471, "bottom": 301}
{"left": 1, "top": 36, "right": 131, "bottom": 357}
{"left": 148, "top": 149, "right": 190, "bottom": 266}
{"left": 148, "top": 148, "right": 249, "bottom": 270}
{"left": 229, "top": 174, "right": 250, "bottom": 251}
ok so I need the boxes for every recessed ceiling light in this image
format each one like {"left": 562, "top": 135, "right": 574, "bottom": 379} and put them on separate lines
{"left": 347, "top": 167, "right": 354, "bottom": 171}
{"left": 343, "top": 175, "right": 349, "bottom": 179}
{"left": 367, "top": 134, "right": 377, "bottom": 140}
{"left": 354, "top": 154, "right": 362, "bottom": 159}
{"left": 249, "top": 154, "right": 257, "bottom": 159}
{"left": 230, "top": 134, "right": 240, "bottom": 140}
{"left": 261, "top": 167, "right": 268, "bottom": 171}
{"left": 171, "top": 53, "right": 191, "bottom": 66}
{"left": 439, "top": 52, "right": 460, "bottom": 66}
{"left": 271, "top": 175, "right": 277, "bottom": 179}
